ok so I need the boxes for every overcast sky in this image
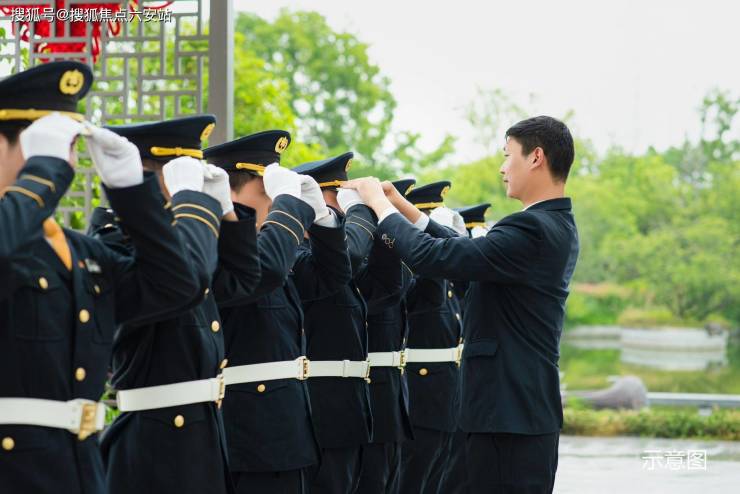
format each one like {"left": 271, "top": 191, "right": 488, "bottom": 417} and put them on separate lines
{"left": 235, "top": 0, "right": 740, "bottom": 163}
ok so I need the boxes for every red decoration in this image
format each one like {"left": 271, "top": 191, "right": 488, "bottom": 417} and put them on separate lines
{"left": 1, "top": 1, "right": 173, "bottom": 62}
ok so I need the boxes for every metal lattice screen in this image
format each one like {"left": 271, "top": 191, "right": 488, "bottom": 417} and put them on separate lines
{"left": 0, "top": 0, "right": 216, "bottom": 229}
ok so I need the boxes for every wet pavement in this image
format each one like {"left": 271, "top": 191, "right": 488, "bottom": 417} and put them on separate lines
{"left": 555, "top": 435, "right": 740, "bottom": 493}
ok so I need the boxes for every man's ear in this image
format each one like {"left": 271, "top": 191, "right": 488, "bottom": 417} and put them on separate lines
{"left": 530, "top": 147, "right": 546, "bottom": 171}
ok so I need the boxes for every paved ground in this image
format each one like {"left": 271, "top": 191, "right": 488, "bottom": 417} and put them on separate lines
{"left": 554, "top": 435, "right": 740, "bottom": 493}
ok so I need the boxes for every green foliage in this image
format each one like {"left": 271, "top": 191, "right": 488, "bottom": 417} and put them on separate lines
{"left": 565, "top": 284, "right": 632, "bottom": 326}
{"left": 617, "top": 307, "right": 694, "bottom": 328}
{"left": 236, "top": 10, "right": 395, "bottom": 165}
{"left": 563, "top": 406, "right": 740, "bottom": 440}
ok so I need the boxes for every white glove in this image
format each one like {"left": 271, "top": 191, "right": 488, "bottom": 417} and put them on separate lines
{"left": 299, "top": 175, "right": 331, "bottom": 223}
{"left": 430, "top": 207, "right": 467, "bottom": 236}
{"left": 202, "top": 163, "right": 234, "bottom": 216}
{"left": 471, "top": 225, "right": 488, "bottom": 238}
{"left": 86, "top": 127, "right": 144, "bottom": 188}
{"left": 451, "top": 210, "right": 467, "bottom": 236}
{"left": 263, "top": 163, "right": 301, "bottom": 200}
{"left": 162, "top": 156, "right": 204, "bottom": 196}
{"left": 337, "top": 188, "right": 364, "bottom": 213}
{"left": 429, "top": 207, "right": 455, "bottom": 228}
{"left": 20, "top": 113, "right": 83, "bottom": 162}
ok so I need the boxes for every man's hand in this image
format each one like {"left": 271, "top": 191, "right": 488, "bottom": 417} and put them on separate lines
{"left": 341, "top": 177, "right": 391, "bottom": 215}
{"left": 262, "top": 163, "right": 301, "bottom": 200}
{"left": 20, "top": 113, "right": 83, "bottom": 164}
{"left": 87, "top": 126, "right": 144, "bottom": 188}
{"left": 203, "top": 163, "right": 234, "bottom": 218}
{"left": 163, "top": 157, "right": 204, "bottom": 195}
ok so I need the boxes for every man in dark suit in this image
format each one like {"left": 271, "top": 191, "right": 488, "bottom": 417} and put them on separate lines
{"left": 0, "top": 62, "right": 201, "bottom": 494}
{"left": 89, "top": 115, "right": 260, "bottom": 494}
{"left": 205, "top": 132, "right": 352, "bottom": 494}
{"left": 345, "top": 116, "right": 579, "bottom": 493}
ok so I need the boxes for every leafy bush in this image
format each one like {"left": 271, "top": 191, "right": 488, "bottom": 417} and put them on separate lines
{"left": 563, "top": 406, "right": 740, "bottom": 440}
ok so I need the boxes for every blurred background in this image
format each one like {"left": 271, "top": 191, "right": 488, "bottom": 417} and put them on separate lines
{"left": 1, "top": 0, "right": 738, "bottom": 490}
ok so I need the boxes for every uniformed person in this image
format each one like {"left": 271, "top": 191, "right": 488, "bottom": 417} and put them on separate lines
{"left": 88, "top": 115, "right": 260, "bottom": 494}
{"left": 0, "top": 62, "right": 202, "bottom": 493}
{"left": 204, "top": 132, "right": 352, "bottom": 493}
{"left": 439, "top": 202, "right": 491, "bottom": 494}
{"left": 356, "top": 178, "right": 417, "bottom": 494}
{"left": 293, "top": 154, "right": 399, "bottom": 493}
{"left": 344, "top": 115, "right": 579, "bottom": 493}
{"left": 388, "top": 181, "right": 464, "bottom": 494}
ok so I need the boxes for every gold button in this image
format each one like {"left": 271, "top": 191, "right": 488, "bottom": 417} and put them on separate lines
{"left": 93, "top": 284, "right": 101, "bottom": 295}
{"left": 456, "top": 313, "right": 461, "bottom": 321}
{"left": 173, "top": 415, "right": 185, "bottom": 428}
{"left": 220, "top": 359, "right": 229, "bottom": 369}
{"left": 211, "top": 320, "right": 220, "bottom": 332}
{"left": 367, "top": 378, "right": 372, "bottom": 384}
{"left": 2, "top": 437, "right": 14, "bottom": 451}
{"left": 448, "top": 290, "right": 453, "bottom": 298}
{"left": 79, "top": 309, "right": 90, "bottom": 324}
{"left": 204, "top": 288, "right": 210, "bottom": 298}
{"left": 257, "top": 384, "right": 266, "bottom": 393}
{"left": 419, "top": 368, "right": 428, "bottom": 376}
{"left": 38, "top": 277, "right": 48, "bottom": 290}
{"left": 75, "top": 367, "right": 86, "bottom": 381}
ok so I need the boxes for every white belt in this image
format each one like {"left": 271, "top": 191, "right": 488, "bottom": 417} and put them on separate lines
{"left": 116, "top": 375, "right": 225, "bottom": 412}
{"left": 310, "top": 360, "right": 371, "bottom": 381}
{"left": 223, "top": 357, "right": 371, "bottom": 385}
{"left": 0, "top": 398, "right": 106, "bottom": 440}
{"left": 368, "top": 351, "right": 407, "bottom": 369}
{"left": 223, "top": 357, "right": 310, "bottom": 385}
{"left": 405, "top": 344, "right": 464, "bottom": 366}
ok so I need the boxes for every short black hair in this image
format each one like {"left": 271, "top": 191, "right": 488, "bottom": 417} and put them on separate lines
{"left": 505, "top": 116, "right": 574, "bottom": 182}
{"left": 0, "top": 125, "right": 25, "bottom": 146}
{"left": 227, "top": 170, "right": 257, "bottom": 192}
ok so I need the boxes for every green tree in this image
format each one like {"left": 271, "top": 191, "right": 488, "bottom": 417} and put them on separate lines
{"left": 236, "top": 10, "right": 395, "bottom": 165}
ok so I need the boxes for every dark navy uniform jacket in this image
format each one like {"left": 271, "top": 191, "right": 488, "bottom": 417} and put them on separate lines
{"left": 356, "top": 237, "right": 413, "bottom": 444}
{"left": 90, "top": 193, "right": 260, "bottom": 494}
{"left": 0, "top": 158, "right": 200, "bottom": 494}
{"left": 376, "top": 199, "right": 579, "bottom": 434}
{"left": 301, "top": 204, "right": 393, "bottom": 450}
{"left": 216, "top": 197, "right": 351, "bottom": 472}
{"left": 402, "top": 220, "right": 462, "bottom": 433}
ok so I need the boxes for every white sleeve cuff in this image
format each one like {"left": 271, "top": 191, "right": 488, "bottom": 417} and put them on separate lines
{"left": 377, "top": 206, "right": 400, "bottom": 224}
{"left": 413, "top": 213, "right": 430, "bottom": 231}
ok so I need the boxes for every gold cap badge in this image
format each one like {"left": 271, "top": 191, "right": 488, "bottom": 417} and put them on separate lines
{"left": 275, "top": 136, "right": 289, "bottom": 153}
{"left": 59, "top": 69, "right": 84, "bottom": 96}
{"left": 345, "top": 158, "right": 353, "bottom": 172}
{"left": 200, "top": 123, "right": 215, "bottom": 142}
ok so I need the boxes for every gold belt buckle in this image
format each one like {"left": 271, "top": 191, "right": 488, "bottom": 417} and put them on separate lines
{"left": 77, "top": 402, "right": 99, "bottom": 441}
{"left": 455, "top": 344, "right": 464, "bottom": 367}
{"left": 215, "top": 374, "right": 226, "bottom": 409}
{"left": 364, "top": 359, "right": 372, "bottom": 384}
{"left": 298, "top": 356, "right": 310, "bottom": 380}
{"left": 398, "top": 350, "right": 408, "bottom": 375}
